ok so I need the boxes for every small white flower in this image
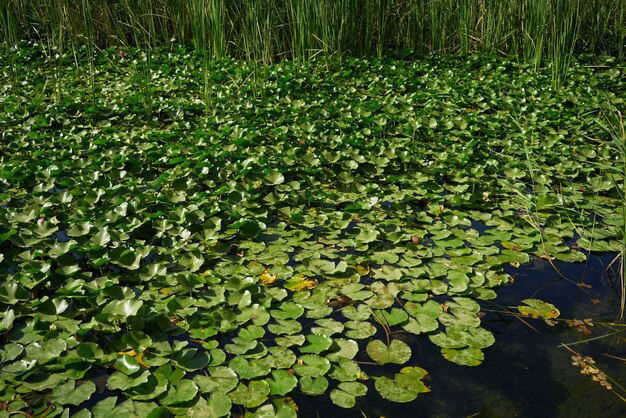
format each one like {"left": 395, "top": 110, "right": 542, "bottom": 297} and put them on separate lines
{"left": 180, "top": 229, "right": 192, "bottom": 242}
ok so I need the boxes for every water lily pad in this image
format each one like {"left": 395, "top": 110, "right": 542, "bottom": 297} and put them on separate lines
{"left": 344, "top": 321, "right": 377, "bottom": 339}
{"left": 441, "top": 347, "right": 485, "bottom": 366}
{"left": 366, "top": 339, "right": 412, "bottom": 365}
{"left": 330, "top": 381, "right": 368, "bottom": 408}
{"left": 262, "top": 346, "right": 297, "bottom": 369}
{"left": 202, "top": 392, "right": 232, "bottom": 417}
{"left": 159, "top": 379, "right": 199, "bottom": 406}
{"left": 107, "top": 370, "right": 151, "bottom": 391}
{"left": 193, "top": 367, "right": 238, "bottom": 394}
{"left": 402, "top": 315, "right": 439, "bottom": 334}
{"left": 329, "top": 359, "right": 363, "bottom": 382}
{"left": 327, "top": 338, "right": 359, "bottom": 361}
{"left": 311, "top": 318, "right": 344, "bottom": 336}
{"left": 229, "top": 357, "right": 271, "bottom": 379}
{"left": 300, "top": 334, "right": 333, "bottom": 354}
{"left": 341, "top": 304, "right": 372, "bottom": 321}
{"left": 267, "top": 369, "right": 298, "bottom": 396}
{"left": 51, "top": 380, "right": 96, "bottom": 406}
{"left": 378, "top": 308, "right": 409, "bottom": 326}
{"left": 374, "top": 367, "right": 430, "bottom": 402}
{"left": 293, "top": 354, "right": 331, "bottom": 377}
{"left": 172, "top": 348, "right": 210, "bottom": 371}
{"left": 229, "top": 380, "right": 270, "bottom": 408}
{"left": 517, "top": 299, "right": 560, "bottom": 319}
{"left": 299, "top": 375, "right": 329, "bottom": 396}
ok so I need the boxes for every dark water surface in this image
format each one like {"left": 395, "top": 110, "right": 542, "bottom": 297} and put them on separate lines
{"left": 293, "top": 254, "right": 626, "bottom": 418}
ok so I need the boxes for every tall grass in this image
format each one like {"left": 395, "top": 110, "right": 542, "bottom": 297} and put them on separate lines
{"left": 1, "top": 4, "right": 18, "bottom": 85}
{"left": 549, "top": 0, "right": 581, "bottom": 88}
{"left": 1, "top": 0, "right": 624, "bottom": 79}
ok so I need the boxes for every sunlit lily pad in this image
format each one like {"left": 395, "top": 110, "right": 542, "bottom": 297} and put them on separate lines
{"left": 229, "top": 380, "right": 270, "bottom": 408}
{"left": 517, "top": 299, "right": 560, "bottom": 319}
{"left": 441, "top": 347, "right": 485, "bottom": 366}
{"left": 374, "top": 367, "right": 430, "bottom": 402}
{"left": 366, "top": 339, "right": 412, "bottom": 365}
{"left": 293, "top": 355, "right": 331, "bottom": 377}
{"left": 330, "top": 382, "right": 368, "bottom": 408}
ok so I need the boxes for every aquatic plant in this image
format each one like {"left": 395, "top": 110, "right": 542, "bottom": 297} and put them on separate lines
{"left": 0, "top": 47, "right": 624, "bottom": 416}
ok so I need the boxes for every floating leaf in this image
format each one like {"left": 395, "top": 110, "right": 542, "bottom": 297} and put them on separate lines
{"left": 51, "top": 380, "right": 96, "bottom": 406}
{"left": 366, "top": 339, "right": 412, "bottom": 365}
{"left": 259, "top": 269, "right": 277, "bottom": 286}
{"left": 159, "top": 379, "right": 199, "bottom": 406}
{"left": 330, "top": 381, "right": 368, "bottom": 408}
{"left": 374, "top": 367, "right": 430, "bottom": 402}
{"left": 229, "top": 380, "right": 270, "bottom": 408}
{"left": 172, "top": 348, "right": 210, "bottom": 371}
{"left": 284, "top": 276, "right": 318, "bottom": 292}
{"left": 378, "top": 308, "right": 409, "bottom": 326}
{"left": 267, "top": 369, "right": 298, "bottom": 396}
{"left": 300, "top": 334, "right": 333, "bottom": 354}
{"left": 517, "top": 299, "right": 560, "bottom": 319}
{"left": 299, "top": 375, "right": 329, "bottom": 396}
{"left": 264, "top": 171, "right": 285, "bottom": 185}
{"left": 193, "top": 367, "right": 238, "bottom": 394}
{"left": 441, "top": 347, "right": 485, "bottom": 366}
{"left": 293, "top": 355, "right": 331, "bottom": 377}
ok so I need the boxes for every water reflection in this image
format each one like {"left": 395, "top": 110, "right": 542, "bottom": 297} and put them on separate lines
{"left": 292, "top": 254, "right": 626, "bottom": 418}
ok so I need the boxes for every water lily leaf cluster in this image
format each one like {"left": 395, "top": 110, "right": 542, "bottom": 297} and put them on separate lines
{"left": 0, "top": 45, "right": 624, "bottom": 415}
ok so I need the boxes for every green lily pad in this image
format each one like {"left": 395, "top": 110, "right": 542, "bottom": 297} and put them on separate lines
{"left": 299, "top": 375, "right": 329, "bottom": 396}
{"left": 330, "top": 381, "right": 368, "bottom": 408}
{"left": 300, "top": 334, "right": 334, "bottom": 354}
{"left": 159, "top": 379, "right": 199, "bottom": 406}
{"left": 267, "top": 369, "right": 298, "bottom": 396}
{"left": 51, "top": 380, "right": 96, "bottom": 406}
{"left": 327, "top": 338, "right": 359, "bottom": 362}
{"left": 264, "top": 171, "right": 285, "bottom": 185}
{"left": 517, "top": 299, "right": 560, "bottom": 319}
{"left": 293, "top": 354, "right": 331, "bottom": 377}
{"left": 229, "top": 357, "right": 271, "bottom": 379}
{"left": 379, "top": 308, "right": 409, "bottom": 326}
{"left": 402, "top": 315, "right": 439, "bottom": 334}
{"left": 329, "top": 359, "right": 363, "bottom": 382}
{"left": 374, "top": 367, "right": 430, "bottom": 402}
{"left": 193, "top": 367, "right": 238, "bottom": 394}
{"left": 229, "top": 380, "right": 270, "bottom": 408}
{"left": 366, "top": 339, "right": 412, "bottom": 365}
{"left": 344, "top": 321, "right": 377, "bottom": 339}
{"left": 441, "top": 347, "right": 485, "bottom": 366}
{"left": 172, "top": 348, "right": 210, "bottom": 371}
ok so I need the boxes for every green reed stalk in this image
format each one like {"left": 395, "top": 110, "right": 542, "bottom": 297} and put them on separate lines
{"left": 81, "top": 0, "right": 96, "bottom": 108}
{"left": 2, "top": 0, "right": 625, "bottom": 76}
{"left": 429, "top": 0, "right": 456, "bottom": 53}
{"left": 456, "top": 0, "right": 474, "bottom": 55}
{"left": 549, "top": 0, "right": 580, "bottom": 88}
{"left": 481, "top": 0, "right": 509, "bottom": 55}
{"left": 1, "top": 2, "right": 18, "bottom": 86}
{"left": 616, "top": 0, "right": 625, "bottom": 59}
{"left": 404, "top": 0, "right": 428, "bottom": 52}
{"left": 521, "top": 0, "right": 548, "bottom": 70}
{"left": 43, "top": 0, "right": 68, "bottom": 104}
{"left": 287, "top": 0, "right": 306, "bottom": 64}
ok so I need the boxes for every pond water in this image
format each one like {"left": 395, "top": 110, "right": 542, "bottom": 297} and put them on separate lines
{"left": 291, "top": 254, "right": 626, "bottom": 418}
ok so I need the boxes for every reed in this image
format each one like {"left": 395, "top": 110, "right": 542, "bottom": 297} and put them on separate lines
{"left": 548, "top": 0, "right": 580, "bottom": 88}
{"left": 1, "top": 0, "right": 624, "bottom": 83}
{"left": 1, "top": 3, "right": 18, "bottom": 85}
